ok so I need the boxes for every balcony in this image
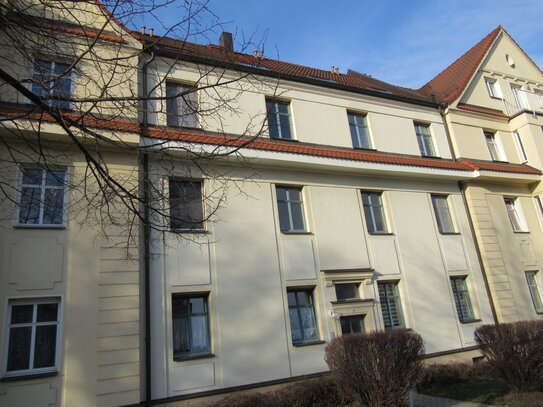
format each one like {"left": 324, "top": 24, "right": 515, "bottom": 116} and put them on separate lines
{"left": 502, "top": 89, "right": 543, "bottom": 116}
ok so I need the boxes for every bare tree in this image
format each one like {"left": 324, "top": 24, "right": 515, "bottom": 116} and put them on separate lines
{"left": 0, "top": 0, "right": 275, "bottom": 252}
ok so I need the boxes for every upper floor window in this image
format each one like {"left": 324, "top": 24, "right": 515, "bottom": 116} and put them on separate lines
{"left": 504, "top": 197, "right": 527, "bottom": 232}
{"left": 276, "top": 186, "right": 305, "bottom": 232}
{"left": 450, "top": 277, "right": 476, "bottom": 323}
{"left": 287, "top": 288, "right": 319, "bottom": 345}
{"left": 4, "top": 298, "right": 60, "bottom": 376}
{"left": 335, "top": 283, "right": 360, "bottom": 301}
{"left": 347, "top": 112, "right": 372, "bottom": 149}
{"left": 525, "top": 271, "right": 543, "bottom": 313}
{"left": 431, "top": 195, "right": 456, "bottom": 234}
{"left": 484, "top": 132, "right": 505, "bottom": 161}
{"left": 414, "top": 123, "right": 436, "bottom": 157}
{"left": 361, "top": 192, "right": 388, "bottom": 234}
{"left": 31, "top": 59, "right": 72, "bottom": 109}
{"left": 266, "top": 99, "right": 293, "bottom": 140}
{"left": 514, "top": 131, "right": 528, "bottom": 162}
{"left": 18, "top": 168, "right": 66, "bottom": 226}
{"left": 169, "top": 180, "right": 204, "bottom": 231}
{"left": 378, "top": 281, "right": 404, "bottom": 329}
{"left": 166, "top": 82, "right": 199, "bottom": 128}
{"left": 172, "top": 294, "right": 211, "bottom": 359}
{"left": 484, "top": 78, "right": 501, "bottom": 98}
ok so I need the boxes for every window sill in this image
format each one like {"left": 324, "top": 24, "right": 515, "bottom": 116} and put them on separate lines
{"left": 281, "top": 231, "right": 312, "bottom": 235}
{"left": 535, "top": 308, "right": 543, "bottom": 315}
{"left": 293, "top": 340, "right": 325, "bottom": 348}
{"left": 173, "top": 352, "right": 215, "bottom": 362}
{"left": 459, "top": 318, "right": 481, "bottom": 325}
{"left": 439, "top": 232, "right": 461, "bottom": 236}
{"left": 270, "top": 137, "right": 298, "bottom": 142}
{"left": 1, "top": 371, "right": 57, "bottom": 382}
{"left": 368, "top": 232, "right": 394, "bottom": 236}
{"left": 353, "top": 147, "right": 377, "bottom": 151}
{"left": 170, "top": 229, "right": 210, "bottom": 234}
{"left": 14, "top": 224, "right": 66, "bottom": 229}
{"left": 421, "top": 155, "right": 441, "bottom": 159}
{"left": 513, "top": 230, "right": 530, "bottom": 234}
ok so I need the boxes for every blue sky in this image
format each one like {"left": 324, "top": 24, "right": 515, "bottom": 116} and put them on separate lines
{"left": 145, "top": 0, "right": 543, "bottom": 89}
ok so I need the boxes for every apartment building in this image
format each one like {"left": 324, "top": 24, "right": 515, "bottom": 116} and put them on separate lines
{"left": 421, "top": 26, "right": 543, "bottom": 323}
{"left": 1, "top": 2, "right": 542, "bottom": 406}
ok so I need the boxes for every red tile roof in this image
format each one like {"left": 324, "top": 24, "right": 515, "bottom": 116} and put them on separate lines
{"left": 458, "top": 159, "right": 540, "bottom": 175}
{"left": 419, "top": 26, "right": 502, "bottom": 104}
{"left": 134, "top": 33, "right": 433, "bottom": 105}
{"left": 456, "top": 103, "right": 508, "bottom": 118}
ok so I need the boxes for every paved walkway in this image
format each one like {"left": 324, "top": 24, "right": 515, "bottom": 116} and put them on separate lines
{"left": 410, "top": 391, "right": 495, "bottom": 407}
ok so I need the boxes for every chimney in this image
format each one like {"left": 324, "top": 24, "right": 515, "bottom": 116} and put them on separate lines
{"left": 219, "top": 31, "right": 234, "bottom": 52}
{"left": 141, "top": 26, "right": 146, "bottom": 35}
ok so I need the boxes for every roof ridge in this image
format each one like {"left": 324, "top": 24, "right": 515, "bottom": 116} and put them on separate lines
{"left": 418, "top": 25, "right": 502, "bottom": 103}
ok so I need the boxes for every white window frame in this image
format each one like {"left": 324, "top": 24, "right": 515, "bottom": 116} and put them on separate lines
{"left": 16, "top": 167, "right": 68, "bottom": 228}
{"left": 286, "top": 288, "right": 320, "bottom": 345}
{"left": 168, "top": 179, "right": 205, "bottom": 232}
{"left": 514, "top": 131, "right": 528, "bottom": 163}
{"left": 504, "top": 197, "right": 528, "bottom": 232}
{"left": 266, "top": 98, "right": 294, "bottom": 140}
{"left": 431, "top": 194, "right": 457, "bottom": 234}
{"left": 525, "top": 271, "right": 543, "bottom": 313}
{"left": 165, "top": 81, "right": 199, "bottom": 128}
{"left": 484, "top": 77, "right": 501, "bottom": 98}
{"left": 484, "top": 131, "right": 505, "bottom": 161}
{"left": 30, "top": 59, "right": 74, "bottom": 109}
{"left": 3, "top": 297, "right": 62, "bottom": 377}
{"left": 361, "top": 191, "right": 388, "bottom": 234}
{"left": 275, "top": 185, "right": 307, "bottom": 233}
{"left": 450, "top": 276, "right": 476, "bottom": 323}
{"left": 414, "top": 122, "right": 437, "bottom": 157}
{"left": 378, "top": 281, "right": 404, "bottom": 330}
{"left": 347, "top": 111, "right": 373, "bottom": 149}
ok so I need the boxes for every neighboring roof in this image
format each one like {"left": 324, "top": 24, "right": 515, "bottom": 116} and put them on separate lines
{"left": 456, "top": 103, "right": 508, "bottom": 118}
{"left": 134, "top": 32, "right": 434, "bottom": 106}
{"left": 419, "top": 26, "right": 502, "bottom": 104}
{"left": 1, "top": 103, "right": 539, "bottom": 176}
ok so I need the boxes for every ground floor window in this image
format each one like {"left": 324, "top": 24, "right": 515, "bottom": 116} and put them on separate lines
{"left": 340, "top": 315, "right": 365, "bottom": 335}
{"left": 172, "top": 294, "right": 210, "bottom": 359}
{"left": 450, "top": 277, "right": 476, "bottom": 322}
{"left": 287, "top": 288, "right": 319, "bottom": 344}
{"left": 4, "top": 298, "right": 60, "bottom": 376}
{"left": 378, "top": 281, "right": 404, "bottom": 329}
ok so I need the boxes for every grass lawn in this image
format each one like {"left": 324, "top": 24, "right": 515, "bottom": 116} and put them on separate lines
{"left": 418, "top": 377, "right": 543, "bottom": 406}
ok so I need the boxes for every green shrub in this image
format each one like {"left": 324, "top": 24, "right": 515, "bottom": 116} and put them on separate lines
{"left": 325, "top": 330, "right": 424, "bottom": 407}
{"left": 474, "top": 320, "right": 543, "bottom": 393}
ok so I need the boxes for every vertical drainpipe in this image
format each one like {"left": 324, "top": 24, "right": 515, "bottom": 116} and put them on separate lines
{"left": 438, "top": 102, "right": 499, "bottom": 324}
{"left": 141, "top": 49, "right": 155, "bottom": 406}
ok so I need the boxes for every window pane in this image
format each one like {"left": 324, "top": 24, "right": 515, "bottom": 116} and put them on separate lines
{"left": 172, "top": 295, "right": 210, "bottom": 356}
{"left": 190, "top": 315, "right": 209, "bottom": 352}
{"left": 378, "top": 282, "right": 403, "bottom": 329}
{"left": 169, "top": 180, "right": 204, "bottom": 230}
{"left": 288, "top": 289, "right": 318, "bottom": 343}
{"left": 172, "top": 315, "right": 190, "bottom": 353}
{"left": 289, "top": 308, "right": 302, "bottom": 342}
{"left": 43, "top": 188, "right": 64, "bottom": 224}
{"left": 335, "top": 283, "right": 359, "bottom": 301}
{"left": 19, "top": 187, "right": 41, "bottom": 224}
{"left": 290, "top": 202, "right": 305, "bottom": 231}
{"left": 45, "top": 170, "right": 65, "bottom": 187}
{"left": 34, "top": 325, "right": 57, "bottom": 368}
{"left": 277, "top": 201, "right": 291, "bottom": 231}
{"left": 37, "top": 303, "right": 58, "bottom": 322}
{"left": 11, "top": 304, "right": 34, "bottom": 324}
{"left": 190, "top": 298, "right": 206, "bottom": 314}
{"left": 340, "top": 315, "right": 365, "bottom": 335}
{"left": 299, "top": 307, "right": 317, "bottom": 340}
{"left": 7, "top": 327, "right": 32, "bottom": 371}
{"left": 22, "top": 168, "right": 42, "bottom": 185}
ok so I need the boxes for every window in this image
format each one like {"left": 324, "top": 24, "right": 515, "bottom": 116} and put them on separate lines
{"left": 169, "top": 180, "right": 204, "bottom": 231}
{"left": 31, "top": 59, "right": 72, "bottom": 109}
{"left": 414, "top": 123, "right": 436, "bottom": 157}
{"left": 172, "top": 294, "right": 211, "bottom": 359}
{"left": 276, "top": 186, "right": 305, "bottom": 232}
{"left": 484, "top": 78, "right": 501, "bottom": 98}
{"left": 340, "top": 315, "right": 365, "bottom": 335}
{"left": 378, "top": 282, "right": 404, "bottom": 329}
{"left": 535, "top": 196, "right": 543, "bottom": 222}
{"left": 511, "top": 84, "right": 526, "bottom": 110}
{"left": 504, "top": 197, "right": 526, "bottom": 232}
{"left": 450, "top": 277, "right": 476, "bottom": 322}
{"left": 18, "top": 168, "right": 66, "bottom": 226}
{"left": 166, "top": 82, "right": 199, "bottom": 128}
{"left": 287, "top": 289, "right": 319, "bottom": 344}
{"left": 266, "top": 99, "right": 293, "bottom": 140}
{"left": 525, "top": 272, "right": 543, "bottom": 312}
{"left": 4, "top": 299, "right": 60, "bottom": 376}
{"left": 514, "top": 131, "right": 528, "bottom": 162}
{"left": 335, "top": 283, "right": 360, "bottom": 301}
{"left": 431, "top": 195, "right": 455, "bottom": 234}
{"left": 361, "top": 192, "right": 387, "bottom": 234}
{"left": 347, "top": 112, "right": 372, "bottom": 149}
{"left": 484, "top": 132, "right": 504, "bottom": 161}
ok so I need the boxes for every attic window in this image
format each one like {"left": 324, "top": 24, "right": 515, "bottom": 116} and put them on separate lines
{"left": 506, "top": 54, "right": 516, "bottom": 68}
